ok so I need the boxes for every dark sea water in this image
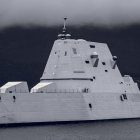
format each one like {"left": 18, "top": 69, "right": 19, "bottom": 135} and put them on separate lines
{"left": 0, "top": 119, "right": 140, "bottom": 140}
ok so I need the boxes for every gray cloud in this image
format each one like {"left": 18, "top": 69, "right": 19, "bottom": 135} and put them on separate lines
{"left": 0, "top": 0, "right": 140, "bottom": 28}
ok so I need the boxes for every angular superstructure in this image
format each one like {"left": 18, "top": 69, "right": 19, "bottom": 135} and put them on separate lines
{"left": 0, "top": 19, "right": 140, "bottom": 124}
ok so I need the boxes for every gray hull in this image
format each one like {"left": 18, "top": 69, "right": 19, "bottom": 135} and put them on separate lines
{"left": 0, "top": 92, "right": 140, "bottom": 124}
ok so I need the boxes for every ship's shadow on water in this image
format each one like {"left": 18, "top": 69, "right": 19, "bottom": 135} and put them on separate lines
{"left": 1, "top": 119, "right": 140, "bottom": 140}
{"left": 0, "top": 118, "right": 139, "bottom": 127}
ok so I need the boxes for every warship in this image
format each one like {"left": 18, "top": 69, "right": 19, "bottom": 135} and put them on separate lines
{"left": 0, "top": 18, "right": 140, "bottom": 124}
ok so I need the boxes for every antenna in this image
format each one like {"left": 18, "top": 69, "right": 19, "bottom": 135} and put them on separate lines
{"left": 58, "top": 17, "right": 71, "bottom": 39}
{"left": 63, "top": 18, "right": 67, "bottom": 32}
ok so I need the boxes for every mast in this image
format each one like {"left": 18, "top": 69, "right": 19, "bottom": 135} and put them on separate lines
{"left": 63, "top": 17, "right": 67, "bottom": 33}
{"left": 58, "top": 18, "right": 71, "bottom": 39}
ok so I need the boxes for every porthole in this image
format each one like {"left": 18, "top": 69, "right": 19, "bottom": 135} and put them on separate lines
{"left": 120, "top": 82, "right": 123, "bottom": 84}
{"left": 64, "top": 51, "right": 67, "bottom": 56}
{"left": 89, "top": 103, "right": 92, "bottom": 109}
{"left": 85, "top": 60, "right": 90, "bottom": 64}
{"left": 90, "top": 45, "right": 95, "bottom": 48}
{"left": 102, "top": 62, "right": 106, "bottom": 65}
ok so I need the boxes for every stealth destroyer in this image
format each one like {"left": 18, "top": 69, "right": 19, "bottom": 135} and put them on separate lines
{"left": 0, "top": 18, "right": 140, "bottom": 124}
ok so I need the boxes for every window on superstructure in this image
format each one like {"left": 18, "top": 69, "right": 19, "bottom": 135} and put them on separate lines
{"left": 73, "top": 71, "right": 85, "bottom": 73}
{"left": 90, "top": 45, "right": 95, "bottom": 48}
{"left": 93, "top": 76, "right": 96, "bottom": 79}
{"left": 85, "top": 60, "right": 89, "bottom": 64}
{"left": 102, "top": 62, "right": 106, "bottom": 65}
{"left": 65, "top": 51, "right": 67, "bottom": 56}
{"left": 89, "top": 103, "right": 92, "bottom": 109}
{"left": 72, "top": 48, "right": 77, "bottom": 54}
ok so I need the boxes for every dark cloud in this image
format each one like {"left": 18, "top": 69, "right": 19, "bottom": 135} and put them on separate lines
{"left": 0, "top": 0, "right": 140, "bottom": 28}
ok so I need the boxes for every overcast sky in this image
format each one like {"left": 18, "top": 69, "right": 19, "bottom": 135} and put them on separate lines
{"left": 0, "top": 0, "right": 140, "bottom": 28}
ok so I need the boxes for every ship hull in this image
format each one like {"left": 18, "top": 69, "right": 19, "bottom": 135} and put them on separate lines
{"left": 0, "top": 92, "right": 140, "bottom": 124}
